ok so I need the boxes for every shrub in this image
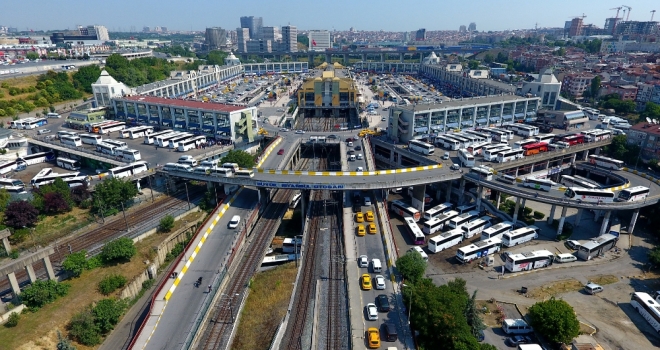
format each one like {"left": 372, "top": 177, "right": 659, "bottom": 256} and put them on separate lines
{"left": 523, "top": 207, "right": 533, "bottom": 216}
{"left": 533, "top": 211, "right": 545, "bottom": 219}
{"left": 159, "top": 215, "right": 175, "bottom": 232}
{"left": 93, "top": 298, "right": 127, "bottom": 334}
{"left": 86, "top": 256, "right": 102, "bottom": 269}
{"left": 98, "top": 274, "right": 127, "bottom": 295}
{"left": 20, "top": 280, "right": 70, "bottom": 309}
{"left": 4, "top": 201, "right": 39, "bottom": 228}
{"left": 4, "top": 312, "right": 19, "bottom": 327}
{"left": 100, "top": 237, "right": 136, "bottom": 264}
{"left": 68, "top": 309, "right": 101, "bottom": 346}
{"left": 142, "top": 279, "right": 155, "bottom": 290}
{"left": 62, "top": 251, "right": 88, "bottom": 277}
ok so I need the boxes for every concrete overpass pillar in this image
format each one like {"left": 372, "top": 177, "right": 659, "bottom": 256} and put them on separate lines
{"left": 343, "top": 54, "right": 349, "bottom": 64}
{"left": 325, "top": 53, "right": 331, "bottom": 63}
{"left": 629, "top": 208, "right": 640, "bottom": 234}
{"left": 362, "top": 53, "right": 367, "bottom": 62}
{"left": 495, "top": 191, "right": 501, "bottom": 209}
{"left": 458, "top": 179, "right": 466, "bottom": 204}
{"left": 520, "top": 198, "right": 526, "bottom": 214}
{"left": 599, "top": 210, "right": 612, "bottom": 236}
{"left": 574, "top": 208, "right": 583, "bottom": 227}
{"left": 43, "top": 256, "right": 56, "bottom": 280}
{"left": 25, "top": 265, "right": 37, "bottom": 282}
{"left": 548, "top": 205, "right": 556, "bottom": 225}
{"left": 445, "top": 181, "right": 453, "bottom": 202}
{"left": 411, "top": 185, "right": 426, "bottom": 212}
{"left": 0, "top": 229, "right": 11, "bottom": 254}
{"left": 546, "top": 160, "right": 550, "bottom": 170}
{"left": 514, "top": 167, "right": 519, "bottom": 177}
{"left": 399, "top": 53, "right": 404, "bottom": 63}
{"left": 475, "top": 185, "right": 484, "bottom": 213}
{"left": 556, "top": 206, "right": 569, "bottom": 237}
{"left": 380, "top": 53, "right": 384, "bottom": 62}
{"left": 7, "top": 272, "right": 20, "bottom": 295}
{"left": 512, "top": 197, "right": 521, "bottom": 224}
{"left": 594, "top": 148, "right": 601, "bottom": 155}
{"left": 571, "top": 153, "right": 577, "bottom": 164}
{"left": 583, "top": 150, "right": 589, "bottom": 161}
{"left": 301, "top": 191, "right": 306, "bottom": 229}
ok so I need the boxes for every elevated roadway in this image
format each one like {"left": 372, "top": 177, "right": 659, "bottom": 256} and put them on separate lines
{"left": 29, "top": 138, "right": 125, "bottom": 166}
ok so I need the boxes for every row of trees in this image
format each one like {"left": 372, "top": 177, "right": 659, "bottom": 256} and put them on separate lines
{"left": 104, "top": 54, "right": 178, "bottom": 87}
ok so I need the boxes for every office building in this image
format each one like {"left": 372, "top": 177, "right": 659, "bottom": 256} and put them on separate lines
{"left": 459, "top": 25, "right": 467, "bottom": 33}
{"left": 627, "top": 121, "right": 660, "bottom": 160}
{"left": 297, "top": 63, "right": 359, "bottom": 118}
{"left": 50, "top": 24, "right": 109, "bottom": 44}
{"left": 205, "top": 27, "right": 226, "bottom": 50}
{"left": 246, "top": 39, "right": 272, "bottom": 53}
{"left": 236, "top": 28, "right": 250, "bottom": 53}
{"left": 402, "top": 32, "right": 411, "bottom": 42}
{"left": 261, "top": 26, "right": 281, "bottom": 45}
{"left": 519, "top": 68, "right": 562, "bottom": 110}
{"left": 604, "top": 18, "right": 620, "bottom": 34}
{"left": 468, "top": 22, "right": 477, "bottom": 32}
{"left": 308, "top": 30, "right": 331, "bottom": 51}
{"left": 281, "top": 25, "right": 298, "bottom": 52}
{"left": 415, "top": 28, "right": 426, "bottom": 41}
{"left": 240, "top": 16, "right": 263, "bottom": 39}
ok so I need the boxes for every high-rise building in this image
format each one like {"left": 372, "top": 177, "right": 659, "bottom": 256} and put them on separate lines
{"left": 614, "top": 21, "right": 660, "bottom": 36}
{"left": 468, "top": 22, "right": 477, "bottom": 32}
{"left": 604, "top": 18, "right": 620, "bottom": 34}
{"left": 415, "top": 28, "right": 426, "bottom": 41}
{"left": 205, "top": 27, "right": 226, "bottom": 50}
{"left": 246, "top": 39, "right": 271, "bottom": 53}
{"left": 143, "top": 26, "right": 151, "bottom": 33}
{"left": 240, "top": 16, "right": 263, "bottom": 39}
{"left": 459, "top": 25, "right": 467, "bottom": 33}
{"left": 568, "top": 17, "right": 583, "bottom": 37}
{"left": 262, "top": 26, "right": 281, "bottom": 44}
{"left": 308, "top": 30, "right": 331, "bottom": 51}
{"left": 282, "top": 25, "right": 298, "bottom": 52}
{"left": 402, "top": 32, "right": 411, "bottom": 42}
{"left": 236, "top": 28, "right": 250, "bottom": 53}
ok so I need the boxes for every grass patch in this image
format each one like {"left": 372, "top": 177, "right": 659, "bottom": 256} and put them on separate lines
{"left": 476, "top": 300, "right": 501, "bottom": 327}
{"left": 586, "top": 274, "right": 619, "bottom": 286}
{"left": 231, "top": 263, "right": 297, "bottom": 350}
{"left": 527, "top": 279, "right": 583, "bottom": 299}
{"left": 0, "top": 75, "right": 40, "bottom": 101}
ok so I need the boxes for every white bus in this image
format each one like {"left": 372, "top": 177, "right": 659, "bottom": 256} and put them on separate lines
{"left": 458, "top": 149, "right": 475, "bottom": 167}
{"left": 163, "top": 163, "right": 193, "bottom": 172}
{"left": 422, "top": 210, "right": 459, "bottom": 234}
{"left": 99, "top": 121, "right": 126, "bottom": 134}
{"left": 465, "top": 130, "right": 492, "bottom": 143}
{"left": 57, "top": 131, "right": 78, "bottom": 140}
{"left": 456, "top": 238, "right": 502, "bottom": 264}
{"left": 481, "top": 221, "right": 513, "bottom": 241}
{"left": 108, "top": 161, "right": 149, "bottom": 179}
{"left": 408, "top": 140, "right": 435, "bottom": 155}
{"left": 523, "top": 177, "right": 556, "bottom": 192}
{"left": 423, "top": 202, "right": 453, "bottom": 221}
{"left": 18, "top": 151, "right": 54, "bottom": 166}
{"left": 210, "top": 166, "right": 234, "bottom": 177}
{"left": 144, "top": 130, "right": 174, "bottom": 144}
{"left": 405, "top": 217, "right": 426, "bottom": 245}
{"left": 458, "top": 133, "right": 480, "bottom": 145}
{"left": 591, "top": 129, "right": 612, "bottom": 141}
{"left": 504, "top": 250, "right": 555, "bottom": 272}
{"left": 576, "top": 234, "right": 618, "bottom": 260}
{"left": 588, "top": 155, "right": 624, "bottom": 170}
{"left": 167, "top": 133, "right": 194, "bottom": 149}
{"left": 564, "top": 188, "right": 615, "bottom": 203}
{"left": 33, "top": 168, "right": 53, "bottom": 179}
{"left": 435, "top": 136, "right": 460, "bottom": 150}
{"left": 560, "top": 175, "right": 599, "bottom": 190}
{"left": 534, "top": 134, "right": 555, "bottom": 143}
{"left": 79, "top": 133, "right": 103, "bottom": 145}
{"left": 491, "top": 128, "right": 514, "bottom": 140}
{"left": 467, "top": 141, "right": 490, "bottom": 156}
{"left": 502, "top": 226, "right": 539, "bottom": 247}
{"left": 31, "top": 172, "right": 80, "bottom": 188}
{"left": 63, "top": 176, "right": 90, "bottom": 188}
{"left": 221, "top": 163, "right": 240, "bottom": 172}
{"left": 427, "top": 229, "right": 464, "bottom": 253}
{"left": 96, "top": 142, "right": 119, "bottom": 156}
{"left": 513, "top": 125, "right": 539, "bottom": 137}
{"left": 630, "top": 292, "right": 660, "bottom": 333}
{"left": 483, "top": 146, "right": 510, "bottom": 161}
{"left": 446, "top": 134, "right": 472, "bottom": 148}
{"left": 119, "top": 149, "right": 142, "bottom": 161}
{"left": 461, "top": 218, "right": 492, "bottom": 238}
{"left": 469, "top": 166, "right": 494, "bottom": 181}
{"left": 446, "top": 210, "right": 480, "bottom": 230}
{"left": 120, "top": 126, "right": 154, "bottom": 139}
{"left": 0, "top": 179, "right": 26, "bottom": 193}
{"left": 60, "top": 135, "right": 82, "bottom": 147}
{"left": 22, "top": 118, "right": 48, "bottom": 129}
{"left": 104, "top": 139, "right": 127, "bottom": 149}
{"left": 441, "top": 135, "right": 466, "bottom": 149}
{"left": 156, "top": 132, "right": 185, "bottom": 148}
{"left": 390, "top": 199, "right": 422, "bottom": 222}
{"left": 496, "top": 149, "right": 525, "bottom": 163}
{"left": 56, "top": 157, "right": 80, "bottom": 171}
{"left": 177, "top": 135, "right": 207, "bottom": 152}
{"left": 616, "top": 186, "right": 650, "bottom": 202}
{"left": 235, "top": 169, "right": 255, "bottom": 178}
{"left": 513, "top": 138, "right": 537, "bottom": 149}
{"left": 483, "top": 128, "right": 507, "bottom": 143}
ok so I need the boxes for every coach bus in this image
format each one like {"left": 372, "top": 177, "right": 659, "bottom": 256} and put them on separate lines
{"left": 404, "top": 217, "right": 426, "bottom": 245}
{"left": 108, "top": 161, "right": 149, "bottom": 179}
{"left": 155, "top": 132, "right": 185, "bottom": 148}
{"left": 458, "top": 149, "right": 475, "bottom": 167}
{"left": 60, "top": 135, "right": 82, "bottom": 147}
{"left": 23, "top": 118, "right": 49, "bottom": 129}
{"left": 523, "top": 177, "right": 556, "bottom": 192}
{"left": 103, "top": 139, "right": 127, "bottom": 149}
{"left": 422, "top": 210, "right": 459, "bottom": 234}
{"left": 446, "top": 210, "right": 480, "bottom": 230}
{"left": 577, "top": 233, "right": 618, "bottom": 260}
{"left": 177, "top": 136, "right": 207, "bottom": 152}
{"left": 144, "top": 130, "right": 175, "bottom": 144}
{"left": 630, "top": 292, "right": 660, "bottom": 333}
{"left": 469, "top": 166, "right": 494, "bottom": 181}
{"left": 483, "top": 146, "right": 510, "bottom": 161}
{"left": 534, "top": 134, "right": 555, "bottom": 143}
{"left": 120, "top": 126, "right": 154, "bottom": 139}
{"left": 435, "top": 136, "right": 460, "bottom": 150}
{"left": 119, "top": 149, "right": 142, "bottom": 162}
{"left": 504, "top": 250, "right": 555, "bottom": 272}
{"left": 390, "top": 200, "right": 421, "bottom": 222}
{"left": 522, "top": 142, "right": 548, "bottom": 156}
{"left": 423, "top": 202, "right": 453, "bottom": 221}
{"left": 408, "top": 140, "right": 435, "bottom": 155}
{"left": 455, "top": 238, "right": 502, "bottom": 264}
{"left": 18, "top": 151, "right": 54, "bottom": 166}
{"left": 96, "top": 142, "right": 120, "bottom": 156}
{"left": 467, "top": 141, "right": 490, "bottom": 156}
{"left": 63, "top": 176, "right": 90, "bottom": 189}
{"left": 465, "top": 130, "right": 492, "bottom": 143}
{"left": 235, "top": 169, "right": 255, "bottom": 178}
{"left": 562, "top": 134, "right": 585, "bottom": 146}
{"left": 167, "top": 133, "right": 194, "bottom": 149}
{"left": 427, "top": 229, "right": 464, "bottom": 253}
{"left": 446, "top": 134, "right": 472, "bottom": 148}
{"left": 31, "top": 172, "right": 81, "bottom": 188}
{"left": 496, "top": 149, "right": 524, "bottom": 163}
{"left": 461, "top": 218, "right": 492, "bottom": 239}
{"left": 56, "top": 157, "right": 80, "bottom": 171}
{"left": 512, "top": 125, "right": 539, "bottom": 137}
{"left": 588, "top": 155, "right": 624, "bottom": 170}
{"left": 502, "top": 226, "right": 539, "bottom": 247}
{"left": 616, "top": 186, "right": 650, "bottom": 202}
{"left": 513, "top": 139, "right": 536, "bottom": 149}
{"left": 483, "top": 128, "right": 508, "bottom": 143}
{"left": 564, "top": 187, "right": 615, "bottom": 203}
{"left": 560, "top": 175, "right": 599, "bottom": 190}
{"left": 79, "top": 133, "right": 103, "bottom": 145}
{"left": 481, "top": 221, "right": 513, "bottom": 241}
{"left": 99, "top": 121, "right": 126, "bottom": 135}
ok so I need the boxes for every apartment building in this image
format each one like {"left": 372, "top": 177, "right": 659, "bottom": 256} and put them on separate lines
{"left": 562, "top": 73, "right": 595, "bottom": 97}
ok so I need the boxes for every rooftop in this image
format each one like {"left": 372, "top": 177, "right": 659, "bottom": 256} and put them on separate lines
{"left": 630, "top": 121, "right": 660, "bottom": 136}
{"left": 119, "top": 95, "right": 247, "bottom": 113}
{"left": 393, "top": 94, "right": 534, "bottom": 112}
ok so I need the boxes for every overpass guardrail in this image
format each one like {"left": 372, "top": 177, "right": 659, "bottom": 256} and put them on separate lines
{"left": 490, "top": 139, "right": 612, "bottom": 171}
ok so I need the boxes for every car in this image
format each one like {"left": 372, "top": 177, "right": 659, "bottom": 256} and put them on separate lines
{"left": 506, "top": 335, "right": 532, "bottom": 346}
{"left": 276, "top": 108, "right": 284, "bottom": 112}
{"left": 358, "top": 255, "right": 369, "bottom": 268}
{"left": 357, "top": 224, "right": 366, "bottom": 236}
{"left": 367, "top": 327, "right": 380, "bottom": 348}
{"left": 346, "top": 137, "right": 355, "bottom": 142}
{"left": 368, "top": 223, "right": 377, "bottom": 234}
{"left": 361, "top": 274, "right": 372, "bottom": 290}
{"left": 277, "top": 148, "right": 285, "bottom": 155}
{"left": 295, "top": 130, "right": 305, "bottom": 134}
{"left": 376, "top": 294, "right": 391, "bottom": 312}
{"left": 347, "top": 150, "right": 355, "bottom": 155}
{"left": 228, "top": 215, "right": 240, "bottom": 229}
{"left": 450, "top": 164, "right": 460, "bottom": 170}
{"left": 442, "top": 152, "right": 450, "bottom": 160}
{"left": 356, "top": 167, "right": 364, "bottom": 172}
{"left": 356, "top": 212, "right": 364, "bottom": 223}
{"left": 375, "top": 275, "right": 386, "bottom": 290}
{"left": 566, "top": 240, "right": 581, "bottom": 250}
{"left": 327, "top": 134, "right": 338, "bottom": 139}
{"left": 37, "top": 129, "right": 51, "bottom": 135}
{"left": 477, "top": 329, "right": 485, "bottom": 342}
{"left": 366, "top": 303, "right": 378, "bottom": 320}
{"left": 584, "top": 282, "right": 604, "bottom": 295}
{"left": 355, "top": 145, "right": 362, "bottom": 151}
{"left": 365, "top": 211, "right": 374, "bottom": 222}
{"left": 381, "top": 117, "right": 386, "bottom": 121}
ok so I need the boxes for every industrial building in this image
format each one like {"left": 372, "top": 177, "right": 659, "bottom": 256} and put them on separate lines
{"left": 296, "top": 63, "right": 359, "bottom": 119}
{"left": 50, "top": 25, "right": 109, "bottom": 44}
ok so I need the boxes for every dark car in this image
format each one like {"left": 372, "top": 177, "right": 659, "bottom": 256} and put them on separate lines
{"left": 376, "top": 294, "right": 391, "bottom": 312}
{"left": 506, "top": 335, "right": 532, "bottom": 346}
{"left": 355, "top": 145, "right": 362, "bottom": 151}
{"left": 277, "top": 148, "right": 284, "bottom": 155}
{"left": 327, "top": 134, "right": 338, "bottom": 139}
{"left": 477, "top": 329, "right": 485, "bottom": 342}
{"left": 347, "top": 150, "right": 355, "bottom": 155}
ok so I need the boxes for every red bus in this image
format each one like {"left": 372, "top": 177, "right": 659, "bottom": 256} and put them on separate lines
{"left": 562, "top": 134, "right": 584, "bottom": 146}
{"left": 522, "top": 142, "right": 548, "bottom": 156}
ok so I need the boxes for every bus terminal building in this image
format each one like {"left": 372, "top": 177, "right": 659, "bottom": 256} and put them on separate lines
{"left": 388, "top": 95, "right": 541, "bottom": 143}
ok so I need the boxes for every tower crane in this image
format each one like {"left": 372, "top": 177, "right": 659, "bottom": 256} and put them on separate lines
{"left": 610, "top": 7, "right": 622, "bottom": 19}
{"left": 568, "top": 14, "right": 587, "bottom": 20}
{"left": 652, "top": 10, "right": 656, "bottom": 21}
{"left": 622, "top": 5, "right": 632, "bottom": 21}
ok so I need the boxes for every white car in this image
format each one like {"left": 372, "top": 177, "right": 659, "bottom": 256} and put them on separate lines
{"left": 375, "top": 275, "right": 386, "bottom": 290}
{"left": 450, "top": 164, "right": 460, "bottom": 170}
{"left": 356, "top": 167, "right": 364, "bottom": 172}
{"left": 295, "top": 130, "right": 305, "bottom": 134}
{"left": 358, "top": 255, "right": 368, "bottom": 268}
{"left": 228, "top": 215, "right": 241, "bottom": 229}
{"left": 366, "top": 303, "right": 378, "bottom": 321}
{"left": 279, "top": 128, "right": 289, "bottom": 132}
{"left": 442, "top": 153, "right": 450, "bottom": 160}
{"left": 381, "top": 117, "right": 386, "bottom": 121}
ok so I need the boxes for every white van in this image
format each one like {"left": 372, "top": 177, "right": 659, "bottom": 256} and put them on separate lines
{"left": 357, "top": 153, "right": 363, "bottom": 160}
{"left": 46, "top": 112, "right": 61, "bottom": 118}
{"left": 371, "top": 258, "right": 382, "bottom": 273}
{"left": 555, "top": 253, "right": 577, "bottom": 263}
{"left": 502, "top": 319, "right": 533, "bottom": 334}
{"left": 349, "top": 154, "right": 356, "bottom": 161}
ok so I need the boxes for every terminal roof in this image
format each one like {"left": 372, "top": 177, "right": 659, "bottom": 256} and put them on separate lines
{"left": 120, "top": 95, "right": 246, "bottom": 113}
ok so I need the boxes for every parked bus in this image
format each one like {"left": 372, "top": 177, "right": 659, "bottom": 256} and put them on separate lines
{"left": 33, "top": 168, "right": 53, "bottom": 179}
{"left": 104, "top": 139, "right": 127, "bottom": 149}
{"left": 467, "top": 141, "right": 490, "bottom": 156}
{"left": 144, "top": 130, "right": 175, "bottom": 144}
{"left": 210, "top": 166, "right": 233, "bottom": 177}
{"left": 422, "top": 210, "right": 459, "bottom": 234}
{"left": 390, "top": 200, "right": 421, "bottom": 222}
{"left": 465, "top": 130, "right": 492, "bottom": 143}
{"left": 455, "top": 238, "right": 502, "bottom": 264}
{"left": 177, "top": 136, "right": 207, "bottom": 152}
{"left": 481, "top": 221, "right": 513, "bottom": 241}
{"left": 79, "top": 133, "right": 103, "bottom": 145}
{"left": 560, "top": 175, "right": 599, "bottom": 190}
{"left": 155, "top": 132, "right": 185, "bottom": 148}
{"left": 502, "top": 226, "right": 539, "bottom": 247}
{"left": 167, "top": 133, "right": 194, "bottom": 149}
{"left": 119, "top": 149, "right": 142, "bottom": 161}
{"left": 616, "top": 186, "right": 650, "bottom": 202}
{"left": 108, "top": 161, "right": 149, "bottom": 179}
{"left": 562, "top": 134, "right": 585, "bottom": 146}
{"left": 512, "top": 125, "right": 539, "bottom": 137}
{"left": 523, "top": 177, "right": 556, "bottom": 192}
{"left": 99, "top": 121, "right": 126, "bottom": 135}
{"left": 163, "top": 163, "right": 193, "bottom": 172}
{"left": 235, "top": 169, "right": 255, "bottom": 178}
{"left": 496, "top": 174, "right": 517, "bottom": 185}
{"left": 630, "top": 292, "right": 660, "bottom": 333}
{"left": 56, "top": 157, "right": 80, "bottom": 171}
{"left": 22, "top": 118, "right": 48, "bottom": 129}
{"left": 0, "top": 179, "right": 26, "bottom": 193}
{"left": 461, "top": 217, "right": 492, "bottom": 238}
{"left": 494, "top": 128, "right": 514, "bottom": 140}
{"left": 57, "top": 131, "right": 77, "bottom": 140}
{"left": 60, "top": 135, "right": 82, "bottom": 147}
{"left": 496, "top": 149, "right": 525, "bottom": 163}
{"left": 96, "top": 142, "right": 119, "bottom": 156}
{"left": 481, "top": 144, "right": 505, "bottom": 155}
{"left": 456, "top": 204, "right": 477, "bottom": 214}
{"left": 435, "top": 136, "right": 460, "bottom": 150}
{"left": 534, "top": 134, "right": 555, "bottom": 143}
{"left": 427, "top": 229, "right": 464, "bottom": 253}
{"left": 522, "top": 142, "right": 549, "bottom": 156}
{"left": 469, "top": 166, "right": 494, "bottom": 181}
{"left": 31, "top": 172, "right": 81, "bottom": 188}
{"left": 63, "top": 176, "right": 90, "bottom": 188}
{"left": 423, "top": 202, "right": 453, "bottom": 221}
{"left": 513, "top": 139, "right": 537, "bottom": 149}
{"left": 404, "top": 217, "right": 426, "bottom": 245}
{"left": 483, "top": 128, "right": 508, "bottom": 143}
{"left": 458, "top": 149, "right": 475, "bottom": 167}
{"left": 120, "top": 126, "right": 154, "bottom": 139}
{"left": 588, "top": 155, "right": 624, "bottom": 170}
{"left": 18, "top": 151, "right": 54, "bottom": 165}
{"left": 504, "top": 250, "right": 555, "bottom": 272}
{"left": 564, "top": 188, "right": 615, "bottom": 203}
{"left": 483, "top": 146, "right": 510, "bottom": 161}
{"left": 221, "top": 163, "right": 240, "bottom": 172}
{"left": 446, "top": 210, "right": 480, "bottom": 230}
{"left": 591, "top": 129, "right": 612, "bottom": 141}
{"left": 446, "top": 134, "right": 472, "bottom": 148}
{"left": 577, "top": 234, "right": 618, "bottom": 260}
{"left": 408, "top": 140, "right": 435, "bottom": 155}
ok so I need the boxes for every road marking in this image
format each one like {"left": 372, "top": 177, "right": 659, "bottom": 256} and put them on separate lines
{"left": 256, "top": 164, "right": 442, "bottom": 176}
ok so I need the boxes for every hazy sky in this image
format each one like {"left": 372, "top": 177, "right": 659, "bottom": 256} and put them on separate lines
{"left": 2, "top": 0, "right": 658, "bottom": 32}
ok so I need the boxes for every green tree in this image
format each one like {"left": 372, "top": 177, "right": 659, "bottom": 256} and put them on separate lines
{"left": 93, "top": 298, "right": 127, "bottom": 333}
{"left": 483, "top": 54, "right": 493, "bottom": 64}
{"left": 590, "top": 76, "right": 601, "bottom": 99}
{"left": 204, "top": 50, "right": 229, "bottom": 66}
{"left": 56, "top": 330, "right": 77, "bottom": 350}
{"left": 641, "top": 102, "right": 660, "bottom": 120}
{"left": 159, "top": 215, "right": 175, "bottom": 232}
{"left": 649, "top": 246, "right": 660, "bottom": 266}
{"left": 20, "top": 280, "right": 70, "bottom": 309}
{"left": 68, "top": 308, "right": 101, "bottom": 346}
{"left": 62, "top": 251, "right": 89, "bottom": 277}
{"left": 528, "top": 298, "right": 580, "bottom": 344}
{"left": 98, "top": 274, "right": 127, "bottom": 295}
{"left": 604, "top": 134, "right": 639, "bottom": 164}
{"left": 0, "top": 188, "right": 10, "bottom": 211}
{"left": 100, "top": 237, "right": 136, "bottom": 263}
{"left": 26, "top": 52, "right": 39, "bottom": 60}
{"left": 396, "top": 251, "right": 427, "bottom": 283}
{"left": 466, "top": 290, "right": 487, "bottom": 339}
{"left": 72, "top": 65, "right": 102, "bottom": 93}
{"left": 297, "top": 34, "right": 309, "bottom": 48}
{"left": 5, "top": 312, "right": 19, "bottom": 327}
{"left": 220, "top": 150, "right": 256, "bottom": 168}
{"left": 91, "top": 177, "right": 138, "bottom": 216}
{"left": 468, "top": 60, "right": 480, "bottom": 70}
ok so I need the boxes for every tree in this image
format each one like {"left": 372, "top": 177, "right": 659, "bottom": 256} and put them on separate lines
{"left": 72, "top": 65, "right": 102, "bottom": 93}
{"left": 5, "top": 312, "right": 19, "bottom": 327}
{"left": 100, "top": 237, "right": 136, "bottom": 263}
{"left": 590, "top": 76, "right": 601, "bottom": 99}
{"left": 483, "top": 54, "right": 493, "bottom": 64}
{"left": 159, "top": 215, "right": 175, "bottom": 232}
{"left": 56, "top": 330, "right": 77, "bottom": 350}
{"left": 649, "top": 246, "right": 660, "bottom": 266}
{"left": 43, "top": 192, "right": 70, "bottom": 214}
{"left": 0, "top": 188, "right": 10, "bottom": 211}
{"left": 466, "top": 290, "right": 487, "bottom": 339}
{"left": 92, "top": 177, "right": 138, "bottom": 216}
{"left": 604, "top": 134, "right": 639, "bottom": 164}
{"left": 396, "top": 251, "right": 427, "bottom": 283}
{"left": 26, "top": 52, "right": 39, "bottom": 60}
{"left": 468, "top": 60, "right": 480, "bottom": 70}
{"left": 62, "top": 251, "right": 88, "bottom": 277}
{"left": 641, "top": 102, "right": 660, "bottom": 120}
{"left": 93, "top": 298, "right": 126, "bottom": 334}
{"left": 528, "top": 298, "right": 580, "bottom": 344}
{"left": 20, "top": 280, "right": 70, "bottom": 309}
{"left": 4, "top": 200, "right": 39, "bottom": 228}
{"left": 220, "top": 150, "right": 256, "bottom": 168}
{"left": 68, "top": 308, "right": 101, "bottom": 346}
{"left": 98, "top": 274, "right": 127, "bottom": 295}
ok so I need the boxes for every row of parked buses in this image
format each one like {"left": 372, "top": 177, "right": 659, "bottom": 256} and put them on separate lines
{"left": 29, "top": 167, "right": 89, "bottom": 189}
{"left": 162, "top": 161, "right": 255, "bottom": 178}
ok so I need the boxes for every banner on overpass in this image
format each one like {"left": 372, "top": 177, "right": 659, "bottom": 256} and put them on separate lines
{"left": 255, "top": 181, "right": 346, "bottom": 190}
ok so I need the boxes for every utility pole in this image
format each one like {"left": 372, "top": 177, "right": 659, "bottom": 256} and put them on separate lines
{"left": 184, "top": 182, "right": 191, "bottom": 210}
{"left": 120, "top": 202, "right": 129, "bottom": 232}
{"left": 147, "top": 175, "right": 154, "bottom": 203}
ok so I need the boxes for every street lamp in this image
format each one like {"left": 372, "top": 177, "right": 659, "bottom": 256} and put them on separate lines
{"left": 402, "top": 283, "right": 414, "bottom": 325}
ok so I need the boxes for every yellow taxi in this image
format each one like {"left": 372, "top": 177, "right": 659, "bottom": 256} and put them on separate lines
{"left": 365, "top": 211, "right": 375, "bottom": 222}
{"left": 367, "top": 327, "right": 380, "bottom": 348}
{"left": 361, "top": 274, "right": 372, "bottom": 290}
{"left": 355, "top": 212, "right": 364, "bottom": 223}
{"left": 368, "top": 223, "right": 377, "bottom": 234}
{"left": 356, "top": 224, "right": 366, "bottom": 236}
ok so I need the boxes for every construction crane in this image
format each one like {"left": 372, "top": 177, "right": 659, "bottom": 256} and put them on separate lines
{"left": 622, "top": 5, "right": 632, "bottom": 21}
{"left": 610, "top": 7, "right": 622, "bottom": 19}
{"left": 568, "top": 14, "right": 587, "bottom": 20}
{"left": 652, "top": 10, "right": 656, "bottom": 21}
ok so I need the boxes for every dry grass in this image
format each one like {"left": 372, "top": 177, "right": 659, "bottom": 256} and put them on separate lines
{"left": 0, "top": 75, "right": 40, "bottom": 101}
{"left": 527, "top": 279, "right": 583, "bottom": 300}
{"left": 231, "top": 263, "right": 297, "bottom": 350}
{"left": 586, "top": 274, "right": 619, "bottom": 286}
{"left": 476, "top": 300, "right": 502, "bottom": 327}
